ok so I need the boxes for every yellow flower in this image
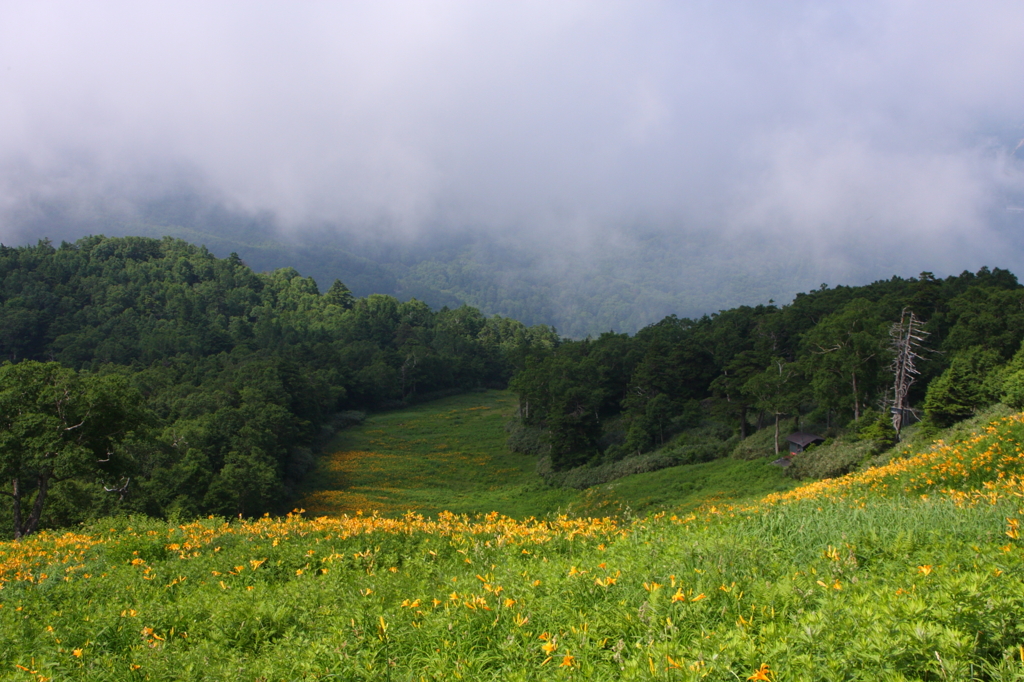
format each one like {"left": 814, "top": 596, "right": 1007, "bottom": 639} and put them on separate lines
{"left": 917, "top": 565, "right": 933, "bottom": 575}
{"left": 72, "top": 648, "right": 83, "bottom": 658}
{"left": 541, "top": 641, "right": 558, "bottom": 654}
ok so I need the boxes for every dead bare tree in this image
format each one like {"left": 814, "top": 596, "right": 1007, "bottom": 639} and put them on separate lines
{"left": 890, "top": 308, "right": 929, "bottom": 440}
{"left": 103, "top": 477, "right": 131, "bottom": 501}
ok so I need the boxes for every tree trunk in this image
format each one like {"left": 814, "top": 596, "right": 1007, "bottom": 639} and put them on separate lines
{"left": 12, "top": 472, "right": 51, "bottom": 540}
{"left": 852, "top": 370, "right": 860, "bottom": 421}
{"left": 23, "top": 472, "right": 51, "bottom": 537}
{"left": 11, "top": 477, "right": 23, "bottom": 540}
{"left": 774, "top": 413, "right": 781, "bottom": 456}
{"left": 739, "top": 405, "right": 748, "bottom": 439}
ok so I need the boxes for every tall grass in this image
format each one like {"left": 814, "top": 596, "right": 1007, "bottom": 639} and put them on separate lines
{"left": 297, "top": 390, "right": 580, "bottom": 519}
{"left": 4, "top": 402, "right": 1024, "bottom": 679}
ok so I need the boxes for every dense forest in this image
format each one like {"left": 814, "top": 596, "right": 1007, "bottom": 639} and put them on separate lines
{"left": 508, "top": 266, "right": 1024, "bottom": 476}
{"left": 0, "top": 235, "right": 557, "bottom": 538}
{"left": 3, "top": 233, "right": 1024, "bottom": 539}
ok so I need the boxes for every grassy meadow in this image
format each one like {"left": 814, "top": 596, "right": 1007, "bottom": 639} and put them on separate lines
{"left": 3, "top": 394, "right": 1024, "bottom": 679}
{"left": 297, "top": 390, "right": 795, "bottom": 519}
{"left": 297, "top": 390, "right": 579, "bottom": 519}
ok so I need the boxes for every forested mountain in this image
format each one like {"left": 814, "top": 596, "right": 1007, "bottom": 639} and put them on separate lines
{"left": 509, "top": 267, "right": 1024, "bottom": 472}
{"left": 3, "top": 232, "right": 1024, "bottom": 539}
{"left": 5, "top": 193, "right": 882, "bottom": 337}
{"left": 0, "top": 235, "right": 557, "bottom": 537}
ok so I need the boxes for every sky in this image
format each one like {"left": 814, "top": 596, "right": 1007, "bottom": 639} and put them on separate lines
{"left": 1, "top": 1, "right": 1023, "bottom": 301}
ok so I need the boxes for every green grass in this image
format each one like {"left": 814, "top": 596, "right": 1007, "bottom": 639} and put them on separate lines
{"left": 5, "top": 409, "right": 1024, "bottom": 679}
{"left": 298, "top": 390, "right": 797, "bottom": 520}
{"left": 569, "top": 457, "right": 797, "bottom": 517}
{"left": 297, "top": 390, "right": 580, "bottom": 519}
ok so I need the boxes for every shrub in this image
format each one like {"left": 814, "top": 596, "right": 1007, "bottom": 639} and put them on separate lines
{"left": 857, "top": 410, "right": 898, "bottom": 454}
{"left": 788, "top": 438, "right": 875, "bottom": 480}
{"left": 505, "top": 420, "right": 550, "bottom": 456}
{"left": 731, "top": 418, "right": 797, "bottom": 460}
{"left": 540, "top": 428, "right": 738, "bottom": 489}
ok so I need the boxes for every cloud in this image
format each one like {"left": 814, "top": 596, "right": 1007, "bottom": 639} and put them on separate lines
{"left": 1, "top": 0, "right": 1022, "bottom": 277}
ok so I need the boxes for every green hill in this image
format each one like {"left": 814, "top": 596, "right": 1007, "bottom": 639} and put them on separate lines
{"left": 3, "top": 405, "right": 1024, "bottom": 679}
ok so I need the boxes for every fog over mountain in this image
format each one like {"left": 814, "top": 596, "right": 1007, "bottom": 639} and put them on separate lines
{"left": 2, "top": 2, "right": 1023, "bottom": 335}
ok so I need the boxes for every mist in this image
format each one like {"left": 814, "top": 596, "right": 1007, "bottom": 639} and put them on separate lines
{"left": 2, "top": 1, "right": 1023, "bottom": 332}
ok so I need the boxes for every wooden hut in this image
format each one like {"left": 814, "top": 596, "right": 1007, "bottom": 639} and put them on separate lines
{"left": 786, "top": 432, "right": 825, "bottom": 455}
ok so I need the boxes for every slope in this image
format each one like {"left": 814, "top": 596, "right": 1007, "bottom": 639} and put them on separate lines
{"left": 3, "top": 410, "right": 1024, "bottom": 679}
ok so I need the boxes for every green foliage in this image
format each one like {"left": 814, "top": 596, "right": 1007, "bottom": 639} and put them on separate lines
{"left": 923, "top": 346, "right": 1005, "bottom": 428}
{"left": 504, "top": 420, "right": 549, "bottom": 457}
{"left": 0, "top": 361, "right": 146, "bottom": 538}
{"left": 788, "top": 438, "right": 875, "bottom": 480}
{"left": 1000, "top": 341, "right": 1024, "bottom": 410}
{"left": 743, "top": 358, "right": 803, "bottom": 455}
{"left": 801, "top": 298, "right": 890, "bottom": 421}
{"left": 856, "top": 410, "right": 898, "bottom": 453}
{"left": 510, "top": 267, "right": 1024, "bottom": 477}
{"left": 5, "top": 233, "right": 1024, "bottom": 538}
{"left": 0, "top": 237, "right": 557, "bottom": 532}
{"left": 731, "top": 418, "right": 798, "bottom": 460}
{"left": 540, "top": 438, "right": 737, "bottom": 490}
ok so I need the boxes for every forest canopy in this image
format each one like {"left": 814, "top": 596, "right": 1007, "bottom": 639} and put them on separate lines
{"left": 509, "top": 267, "right": 1024, "bottom": 472}
{"left": 0, "top": 236, "right": 557, "bottom": 537}
{"left": 1, "top": 234, "right": 1022, "bottom": 537}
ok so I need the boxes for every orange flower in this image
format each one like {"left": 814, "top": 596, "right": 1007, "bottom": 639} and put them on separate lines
{"left": 748, "top": 663, "right": 772, "bottom": 681}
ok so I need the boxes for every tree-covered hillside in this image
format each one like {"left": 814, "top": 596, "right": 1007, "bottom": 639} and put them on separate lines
{"left": 0, "top": 236, "right": 557, "bottom": 537}
{"left": 510, "top": 267, "right": 1024, "bottom": 473}
{"left": 4, "top": 233, "right": 1024, "bottom": 541}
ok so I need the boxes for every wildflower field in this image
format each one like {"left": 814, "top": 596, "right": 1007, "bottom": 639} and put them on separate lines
{"left": 297, "top": 391, "right": 795, "bottom": 519}
{"left": 296, "top": 391, "right": 582, "bottom": 519}
{"left": 5, "top": 411, "right": 1024, "bottom": 679}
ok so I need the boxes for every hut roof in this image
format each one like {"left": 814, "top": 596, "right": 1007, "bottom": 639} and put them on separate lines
{"left": 787, "top": 432, "right": 825, "bottom": 447}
